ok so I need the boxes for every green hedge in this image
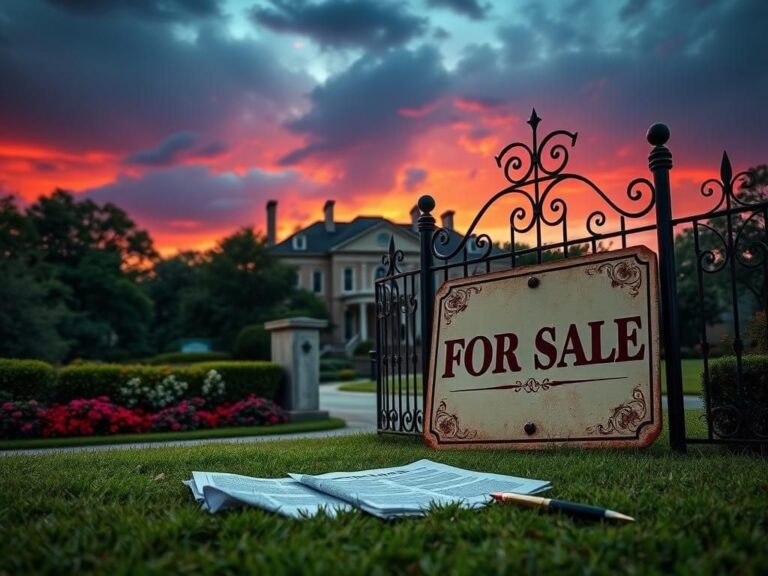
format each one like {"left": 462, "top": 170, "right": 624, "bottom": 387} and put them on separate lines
{"left": 320, "top": 358, "right": 353, "bottom": 371}
{"left": 0, "top": 359, "right": 57, "bottom": 401}
{"left": 194, "top": 362, "right": 283, "bottom": 402}
{"left": 54, "top": 361, "right": 283, "bottom": 403}
{"left": 140, "top": 352, "right": 231, "bottom": 365}
{"left": 706, "top": 354, "right": 768, "bottom": 439}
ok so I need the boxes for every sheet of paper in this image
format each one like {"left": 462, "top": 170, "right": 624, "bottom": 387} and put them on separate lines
{"left": 289, "top": 459, "right": 550, "bottom": 519}
{"left": 186, "top": 471, "right": 352, "bottom": 518}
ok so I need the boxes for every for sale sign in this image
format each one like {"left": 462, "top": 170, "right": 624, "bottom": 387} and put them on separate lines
{"left": 424, "top": 246, "right": 661, "bottom": 449}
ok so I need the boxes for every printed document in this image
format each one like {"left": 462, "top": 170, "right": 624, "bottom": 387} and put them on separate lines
{"left": 185, "top": 459, "right": 550, "bottom": 519}
{"left": 185, "top": 471, "right": 352, "bottom": 518}
{"left": 289, "top": 459, "right": 550, "bottom": 519}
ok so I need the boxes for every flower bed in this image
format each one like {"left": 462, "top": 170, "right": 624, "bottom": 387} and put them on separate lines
{"left": 1, "top": 394, "right": 287, "bottom": 440}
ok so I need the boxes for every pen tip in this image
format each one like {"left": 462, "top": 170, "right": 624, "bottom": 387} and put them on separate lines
{"left": 605, "top": 510, "right": 635, "bottom": 523}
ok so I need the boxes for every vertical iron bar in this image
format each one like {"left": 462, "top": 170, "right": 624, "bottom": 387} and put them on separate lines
{"left": 693, "top": 222, "right": 714, "bottom": 441}
{"left": 648, "top": 123, "right": 686, "bottom": 452}
{"left": 418, "top": 195, "right": 436, "bottom": 425}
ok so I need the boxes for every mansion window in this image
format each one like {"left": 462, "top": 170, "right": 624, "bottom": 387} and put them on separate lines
{"left": 312, "top": 269, "right": 324, "bottom": 294}
{"left": 292, "top": 234, "right": 307, "bottom": 251}
{"left": 343, "top": 267, "right": 355, "bottom": 292}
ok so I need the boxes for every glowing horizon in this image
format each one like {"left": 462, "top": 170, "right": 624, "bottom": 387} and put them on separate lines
{"left": 0, "top": 0, "right": 765, "bottom": 255}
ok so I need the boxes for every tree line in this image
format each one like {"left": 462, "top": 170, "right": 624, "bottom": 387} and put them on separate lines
{"left": 0, "top": 189, "right": 327, "bottom": 363}
{"left": 1, "top": 166, "right": 765, "bottom": 364}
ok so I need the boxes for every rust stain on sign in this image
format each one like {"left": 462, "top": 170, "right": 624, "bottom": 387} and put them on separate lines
{"left": 423, "top": 246, "right": 661, "bottom": 450}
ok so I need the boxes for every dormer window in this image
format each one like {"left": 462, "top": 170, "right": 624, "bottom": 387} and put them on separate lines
{"left": 292, "top": 234, "right": 307, "bottom": 251}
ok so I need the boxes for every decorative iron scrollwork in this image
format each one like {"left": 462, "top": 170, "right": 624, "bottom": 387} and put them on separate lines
{"left": 430, "top": 109, "right": 656, "bottom": 262}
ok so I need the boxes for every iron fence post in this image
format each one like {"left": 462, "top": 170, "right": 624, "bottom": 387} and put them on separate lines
{"left": 648, "top": 123, "right": 687, "bottom": 453}
{"left": 418, "top": 195, "right": 436, "bottom": 410}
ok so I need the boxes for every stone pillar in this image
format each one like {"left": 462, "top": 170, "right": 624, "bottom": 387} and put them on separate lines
{"left": 264, "top": 317, "right": 329, "bottom": 422}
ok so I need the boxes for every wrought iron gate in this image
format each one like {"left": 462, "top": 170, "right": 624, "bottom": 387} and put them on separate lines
{"left": 374, "top": 110, "right": 768, "bottom": 451}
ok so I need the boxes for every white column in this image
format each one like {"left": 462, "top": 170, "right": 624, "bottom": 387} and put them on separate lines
{"left": 361, "top": 262, "right": 368, "bottom": 290}
{"left": 359, "top": 302, "right": 368, "bottom": 341}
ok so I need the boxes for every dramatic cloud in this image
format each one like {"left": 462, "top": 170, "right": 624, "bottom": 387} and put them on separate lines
{"left": 251, "top": 0, "right": 427, "bottom": 50}
{"left": 452, "top": 0, "right": 768, "bottom": 171}
{"left": 279, "top": 46, "right": 451, "bottom": 192}
{"left": 85, "top": 164, "right": 318, "bottom": 243}
{"left": 0, "top": 1, "right": 312, "bottom": 155}
{"left": 124, "top": 132, "right": 198, "bottom": 166}
{"left": 47, "top": 0, "right": 220, "bottom": 20}
{"left": 427, "top": 0, "right": 489, "bottom": 20}
{"left": 403, "top": 167, "right": 428, "bottom": 190}
{"left": 1, "top": 0, "right": 766, "bottom": 253}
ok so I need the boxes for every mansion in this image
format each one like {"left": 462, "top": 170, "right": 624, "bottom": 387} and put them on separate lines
{"left": 268, "top": 200, "right": 462, "bottom": 354}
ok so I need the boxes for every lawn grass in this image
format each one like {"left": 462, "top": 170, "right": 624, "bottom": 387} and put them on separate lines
{"left": 2, "top": 412, "right": 766, "bottom": 575}
{"left": 0, "top": 418, "right": 346, "bottom": 452}
{"left": 340, "top": 359, "right": 706, "bottom": 395}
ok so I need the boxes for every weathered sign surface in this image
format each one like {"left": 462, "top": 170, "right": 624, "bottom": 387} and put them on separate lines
{"left": 424, "top": 246, "right": 661, "bottom": 449}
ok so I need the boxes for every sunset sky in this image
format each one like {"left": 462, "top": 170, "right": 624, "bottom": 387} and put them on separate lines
{"left": 1, "top": 0, "right": 766, "bottom": 255}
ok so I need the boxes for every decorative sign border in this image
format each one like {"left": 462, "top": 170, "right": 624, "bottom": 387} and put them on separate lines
{"left": 423, "top": 246, "right": 661, "bottom": 450}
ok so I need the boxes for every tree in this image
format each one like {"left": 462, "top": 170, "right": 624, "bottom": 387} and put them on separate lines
{"left": 180, "top": 227, "right": 313, "bottom": 349}
{"left": 144, "top": 251, "right": 203, "bottom": 352}
{"left": 13, "top": 190, "right": 157, "bottom": 361}
{"left": 0, "top": 196, "right": 71, "bottom": 362}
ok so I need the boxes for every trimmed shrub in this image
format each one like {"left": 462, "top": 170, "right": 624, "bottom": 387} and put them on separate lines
{"left": 219, "top": 395, "right": 287, "bottom": 427}
{"left": 320, "top": 357, "right": 353, "bottom": 371}
{"left": 706, "top": 354, "right": 768, "bottom": 439}
{"left": 141, "top": 352, "right": 231, "bottom": 365}
{"left": 55, "top": 362, "right": 283, "bottom": 404}
{"left": 1, "top": 399, "right": 46, "bottom": 439}
{"left": 56, "top": 364, "right": 145, "bottom": 401}
{"left": 337, "top": 368, "right": 357, "bottom": 381}
{"left": 195, "top": 362, "right": 283, "bottom": 402}
{"left": 43, "top": 397, "right": 149, "bottom": 438}
{"left": 0, "top": 359, "right": 57, "bottom": 401}
{"left": 234, "top": 325, "right": 271, "bottom": 360}
{"left": 150, "top": 398, "right": 207, "bottom": 432}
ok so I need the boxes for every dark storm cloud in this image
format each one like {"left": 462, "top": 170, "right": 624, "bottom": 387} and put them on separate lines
{"left": 0, "top": 1, "right": 312, "bottom": 154}
{"left": 279, "top": 46, "right": 451, "bottom": 191}
{"left": 426, "top": 0, "right": 489, "bottom": 20}
{"left": 85, "top": 165, "right": 314, "bottom": 228}
{"left": 250, "top": 0, "right": 427, "bottom": 50}
{"left": 124, "top": 132, "right": 198, "bottom": 166}
{"left": 619, "top": 0, "right": 651, "bottom": 20}
{"left": 281, "top": 46, "right": 450, "bottom": 163}
{"left": 47, "top": 0, "right": 220, "bottom": 20}
{"left": 453, "top": 0, "right": 768, "bottom": 170}
{"left": 192, "top": 141, "right": 229, "bottom": 158}
{"left": 404, "top": 167, "right": 428, "bottom": 190}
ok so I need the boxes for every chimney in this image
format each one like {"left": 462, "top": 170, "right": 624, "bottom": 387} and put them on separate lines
{"left": 441, "top": 210, "right": 455, "bottom": 231}
{"left": 410, "top": 205, "right": 420, "bottom": 232}
{"left": 266, "top": 200, "right": 277, "bottom": 245}
{"left": 324, "top": 200, "right": 335, "bottom": 233}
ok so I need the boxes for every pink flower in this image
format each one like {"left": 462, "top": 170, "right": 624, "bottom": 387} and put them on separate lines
{"left": 11, "top": 411, "right": 22, "bottom": 419}
{"left": 2, "top": 402, "right": 13, "bottom": 411}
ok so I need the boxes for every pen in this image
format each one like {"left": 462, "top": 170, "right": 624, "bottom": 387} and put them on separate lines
{"left": 490, "top": 492, "right": 635, "bottom": 523}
